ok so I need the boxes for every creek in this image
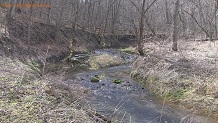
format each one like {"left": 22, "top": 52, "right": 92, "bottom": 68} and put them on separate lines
{"left": 65, "top": 49, "right": 215, "bottom": 123}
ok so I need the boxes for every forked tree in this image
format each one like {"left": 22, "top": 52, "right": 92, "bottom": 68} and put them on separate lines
{"left": 130, "top": 0, "right": 158, "bottom": 56}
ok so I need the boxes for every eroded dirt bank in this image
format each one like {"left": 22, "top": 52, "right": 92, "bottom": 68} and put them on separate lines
{"left": 131, "top": 40, "right": 218, "bottom": 118}
{"left": 0, "top": 18, "right": 136, "bottom": 63}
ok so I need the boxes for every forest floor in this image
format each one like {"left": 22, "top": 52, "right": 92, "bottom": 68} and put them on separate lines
{"left": 131, "top": 39, "right": 218, "bottom": 118}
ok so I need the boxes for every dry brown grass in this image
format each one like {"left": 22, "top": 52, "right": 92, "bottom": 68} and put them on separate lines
{"left": 0, "top": 56, "right": 94, "bottom": 123}
{"left": 89, "top": 54, "right": 125, "bottom": 69}
{"left": 131, "top": 39, "right": 218, "bottom": 118}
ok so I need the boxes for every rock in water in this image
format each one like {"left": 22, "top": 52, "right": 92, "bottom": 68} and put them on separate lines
{"left": 113, "top": 79, "right": 122, "bottom": 84}
{"left": 91, "top": 77, "right": 100, "bottom": 82}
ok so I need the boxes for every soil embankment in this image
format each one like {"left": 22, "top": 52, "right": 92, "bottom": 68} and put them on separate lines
{"left": 0, "top": 18, "right": 136, "bottom": 63}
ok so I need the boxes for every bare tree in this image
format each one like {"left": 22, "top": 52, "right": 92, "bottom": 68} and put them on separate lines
{"left": 137, "top": 0, "right": 146, "bottom": 56}
{"left": 46, "top": 0, "right": 52, "bottom": 23}
{"left": 130, "top": 0, "right": 158, "bottom": 56}
{"left": 55, "top": 0, "right": 66, "bottom": 42}
{"left": 165, "top": 0, "right": 172, "bottom": 24}
{"left": 27, "top": 0, "right": 34, "bottom": 44}
{"left": 172, "top": 0, "right": 180, "bottom": 51}
{"left": 111, "top": 0, "right": 122, "bottom": 34}
{"left": 214, "top": 0, "right": 218, "bottom": 38}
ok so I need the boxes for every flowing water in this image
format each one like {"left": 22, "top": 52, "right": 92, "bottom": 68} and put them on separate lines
{"left": 66, "top": 49, "right": 216, "bottom": 123}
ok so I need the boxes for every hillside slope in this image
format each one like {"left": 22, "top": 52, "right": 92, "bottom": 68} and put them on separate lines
{"left": 0, "top": 18, "right": 136, "bottom": 62}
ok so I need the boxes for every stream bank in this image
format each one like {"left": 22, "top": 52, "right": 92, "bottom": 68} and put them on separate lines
{"left": 131, "top": 40, "right": 218, "bottom": 120}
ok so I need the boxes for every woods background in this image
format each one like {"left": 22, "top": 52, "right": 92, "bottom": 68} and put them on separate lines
{"left": 0, "top": 0, "right": 217, "bottom": 38}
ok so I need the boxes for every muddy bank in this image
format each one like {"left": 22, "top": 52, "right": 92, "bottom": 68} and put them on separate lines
{"left": 0, "top": 18, "right": 136, "bottom": 63}
{"left": 131, "top": 40, "right": 218, "bottom": 118}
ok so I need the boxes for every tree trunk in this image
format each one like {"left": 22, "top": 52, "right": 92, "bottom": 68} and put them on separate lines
{"left": 165, "top": 0, "right": 171, "bottom": 24}
{"left": 103, "top": 0, "right": 113, "bottom": 33}
{"left": 111, "top": 0, "right": 116, "bottom": 34}
{"left": 111, "top": 0, "right": 121, "bottom": 34}
{"left": 137, "top": 0, "right": 146, "bottom": 56}
{"left": 145, "top": 17, "right": 156, "bottom": 36}
{"left": 180, "top": 8, "right": 187, "bottom": 34}
{"left": 28, "top": 1, "right": 34, "bottom": 44}
{"left": 46, "top": 0, "right": 52, "bottom": 24}
{"left": 172, "top": 0, "right": 180, "bottom": 51}
{"left": 214, "top": 0, "right": 218, "bottom": 38}
{"left": 10, "top": 0, "right": 17, "bottom": 17}
{"left": 55, "top": 0, "right": 65, "bottom": 42}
